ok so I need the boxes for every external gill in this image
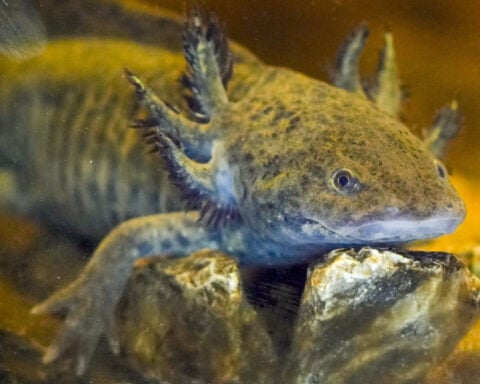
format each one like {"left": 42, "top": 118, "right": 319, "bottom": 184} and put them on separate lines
{"left": 335, "top": 25, "right": 460, "bottom": 157}
{"left": 125, "top": 69, "right": 188, "bottom": 147}
{"left": 181, "top": 6, "right": 232, "bottom": 121}
{"left": 423, "top": 100, "right": 461, "bottom": 160}
{"left": 334, "top": 23, "right": 369, "bottom": 96}
{"left": 334, "top": 25, "right": 402, "bottom": 118}
{"left": 125, "top": 69, "right": 214, "bottom": 162}
{"left": 124, "top": 6, "right": 233, "bottom": 160}
{"left": 125, "top": 7, "right": 239, "bottom": 227}
{"left": 368, "top": 32, "right": 402, "bottom": 118}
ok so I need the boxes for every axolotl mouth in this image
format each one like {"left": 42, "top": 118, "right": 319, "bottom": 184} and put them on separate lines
{"left": 291, "top": 204, "right": 465, "bottom": 246}
{"left": 336, "top": 215, "right": 464, "bottom": 243}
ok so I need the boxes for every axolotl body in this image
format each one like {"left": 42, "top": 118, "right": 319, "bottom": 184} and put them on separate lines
{"left": 0, "top": 4, "right": 465, "bottom": 374}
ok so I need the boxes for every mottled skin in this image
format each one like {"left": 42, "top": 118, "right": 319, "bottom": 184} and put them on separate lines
{"left": 220, "top": 70, "right": 463, "bottom": 254}
{"left": 0, "top": 3, "right": 465, "bottom": 375}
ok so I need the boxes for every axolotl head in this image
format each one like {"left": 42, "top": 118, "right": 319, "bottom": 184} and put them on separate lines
{"left": 216, "top": 69, "right": 465, "bottom": 254}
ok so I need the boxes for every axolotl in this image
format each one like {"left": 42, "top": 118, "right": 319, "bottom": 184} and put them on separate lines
{"left": 0, "top": 4, "right": 465, "bottom": 375}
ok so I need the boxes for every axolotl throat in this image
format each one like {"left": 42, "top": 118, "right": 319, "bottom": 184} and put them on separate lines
{"left": 5, "top": 6, "right": 462, "bottom": 374}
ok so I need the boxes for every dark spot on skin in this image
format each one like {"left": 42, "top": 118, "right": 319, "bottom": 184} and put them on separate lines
{"left": 161, "top": 239, "right": 173, "bottom": 250}
{"left": 243, "top": 153, "right": 254, "bottom": 162}
{"left": 263, "top": 167, "right": 281, "bottom": 179}
{"left": 262, "top": 106, "right": 273, "bottom": 114}
{"left": 245, "top": 165, "right": 256, "bottom": 176}
{"left": 176, "top": 233, "right": 190, "bottom": 247}
{"left": 137, "top": 241, "right": 154, "bottom": 256}
{"left": 286, "top": 116, "right": 301, "bottom": 132}
{"left": 250, "top": 112, "right": 263, "bottom": 121}
{"left": 270, "top": 103, "right": 296, "bottom": 124}
{"left": 300, "top": 174, "right": 309, "bottom": 186}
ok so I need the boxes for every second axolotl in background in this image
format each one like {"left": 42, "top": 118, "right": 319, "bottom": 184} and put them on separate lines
{"left": 0, "top": 1, "right": 465, "bottom": 375}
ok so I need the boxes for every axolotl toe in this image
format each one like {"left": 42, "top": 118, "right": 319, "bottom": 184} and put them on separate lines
{"left": 18, "top": 6, "right": 465, "bottom": 375}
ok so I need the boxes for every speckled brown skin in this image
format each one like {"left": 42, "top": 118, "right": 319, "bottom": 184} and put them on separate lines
{"left": 0, "top": 2, "right": 465, "bottom": 376}
{"left": 220, "top": 69, "right": 465, "bottom": 250}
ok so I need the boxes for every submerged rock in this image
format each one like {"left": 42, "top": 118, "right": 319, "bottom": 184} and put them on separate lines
{"left": 116, "top": 250, "right": 277, "bottom": 384}
{"left": 116, "top": 248, "right": 480, "bottom": 384}
{"left": 286, "top": 248, "right": 480, "bottom": 384}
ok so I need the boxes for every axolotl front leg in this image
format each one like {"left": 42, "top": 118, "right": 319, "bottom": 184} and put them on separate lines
{"left": 33, "top": 212, "right": 223, "bottom": 374}
{"left": 32, "top": 212, "right": 221, "bottom": 374}
{"left": 33, "top": 8, "right": 241, "bottom": 374}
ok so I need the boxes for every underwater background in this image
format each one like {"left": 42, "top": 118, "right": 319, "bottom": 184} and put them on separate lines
{"left": 0, "top": 0, "right": 479, "bottom": 382}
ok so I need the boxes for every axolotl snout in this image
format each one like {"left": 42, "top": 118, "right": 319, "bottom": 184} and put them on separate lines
{"left": 2, "top": 6, "right": 460, "bottom": 374}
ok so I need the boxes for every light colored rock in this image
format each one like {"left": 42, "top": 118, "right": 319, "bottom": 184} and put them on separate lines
{"left": 286, "top": 248, "right": 480, "bottom": 384}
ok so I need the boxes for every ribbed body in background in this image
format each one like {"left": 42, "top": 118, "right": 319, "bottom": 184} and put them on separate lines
{"left": 0, "top": 38, "right": 186, "bottom": 240}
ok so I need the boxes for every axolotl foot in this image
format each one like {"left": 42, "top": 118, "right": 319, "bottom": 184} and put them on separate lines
{"left": 31, "top": 275, "right": 119, "bottom": 375}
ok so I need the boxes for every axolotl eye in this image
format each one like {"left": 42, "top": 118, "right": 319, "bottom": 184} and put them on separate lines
{"left": 435, "top": 160, "right": 448, "bottom": 180}
{"left": 330, "top": 168, "right": 362, "bottom": 194}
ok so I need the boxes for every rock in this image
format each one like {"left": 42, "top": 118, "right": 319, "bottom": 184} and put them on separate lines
{"left": 116, "top": 250, "right": 276, "bottom": 384}
{"left": 116, "top": 247, "right": 480, "bottom": 384}
{"left": 285, "top": 248, "right": 480, "bottom": 384}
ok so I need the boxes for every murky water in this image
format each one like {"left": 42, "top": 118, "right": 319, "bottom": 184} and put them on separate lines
{"left": 0, "top": 1, "right": 479, "bottom": 383}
